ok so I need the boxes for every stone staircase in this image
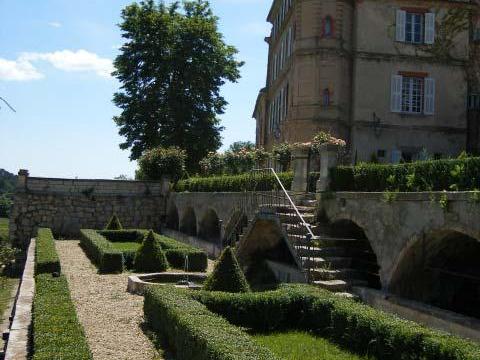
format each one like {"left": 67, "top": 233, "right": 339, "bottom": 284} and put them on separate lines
{"left": 278, "top": 193, "right": 380, "bottom": 294}
{"left": 232, "top": 191, "right": 380, "bottom": 294}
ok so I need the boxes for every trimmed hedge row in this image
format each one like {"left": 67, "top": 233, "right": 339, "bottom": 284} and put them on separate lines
{"left": 192, "top": 285, "right": 480, "bottom": 360}
{"left": 35, "top": 228, "right": 61, "bottom": 275}
{"left": 100, "top": 230, "right": 208, "bottom": 272}
{"left": 175, "top": 172, "right": 293, "bottom": 192}
{"left": 33, "top": 274, "right": 92, "bottom": 360}
{"left": 144, "top": 286, "right": 277, "bottom": 360}
{"left": 79, "top": 229, "right": 123, "bottom": 273}
{"left": 330, "top": 157, "right": 480, "bottom": 192}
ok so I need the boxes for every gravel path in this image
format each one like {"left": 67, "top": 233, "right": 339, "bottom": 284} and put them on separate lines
{"left": 56, "top": 240, "right": 163, "bottom": 360}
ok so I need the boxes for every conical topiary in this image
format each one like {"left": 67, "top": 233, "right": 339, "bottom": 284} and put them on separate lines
{"left": 203, "top": 247, "right": 250, "bottom": 293}
{"left": 105, "top": 214, "right": 123, "bottom": 230}
{"left": 134, "top": 230, "right": 168, "bottom": 272}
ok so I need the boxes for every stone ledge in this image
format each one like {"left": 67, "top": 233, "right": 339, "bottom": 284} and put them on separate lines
{"left": 5, "top": 239, "right": 35, "bottom": 360}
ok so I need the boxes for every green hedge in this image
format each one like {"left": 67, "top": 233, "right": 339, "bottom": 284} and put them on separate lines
{"left": 33, "top": 274, "right": 92, "bottom": 360}
{"left": 330, "top": 157, "right": 480, "bottom": 192}
{"left": 35, "top": 228, "right": 61, "bottom": 275}
{"left": 99, "top": 230, "right": 208, "bottom": 272}
{"left": 144, "top": 286, "right": 277, "bottom": 360}
{"left": 192, "top": 285, "right": 480, "bottom": 360}
{"left": 79, "top": 229, "right": 123, "bottom": 273}
{"left": 175, "top": 172, "right": 293, "bottom": 192}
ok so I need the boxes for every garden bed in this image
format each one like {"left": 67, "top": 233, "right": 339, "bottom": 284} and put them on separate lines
{"left": 80, "top": 228, "right": 208, "bottom": 273}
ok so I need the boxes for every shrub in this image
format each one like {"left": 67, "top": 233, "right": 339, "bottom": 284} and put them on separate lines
{"left": 272, "top": 143, "right": 292, "bottom": 171}
{"left": 134, "top": 230, "right": 168, "bottom": 272}
{"left": 33, "top": 274, "right": 92, "bottom": 360}
{"left": 79, "top": 230, "right": 123, "bottom": 273}
{"left": 191, "top": 285, "right": 480, "bottom": 360}
{"left": 330, "top": 157, "right": 480, "bottom": 192}
{"left": 203, "top": 247, "right": 250, "bottom": 293}
{"left": 136, "top": 146, "right": 186, "bottom": 181}
{"left": 35, "top": 228, "right": 61, "bottom": 275}
{"left": 98, "top": 230, "right": 208, "bottom": 272}
{"left": 175, "top": 172, "right": 293, "bottom": 192}
{"left": 104, "top": 214, "right": 123, "bottom": 230}
{"left": 144, "top": 286, "right": 277, "bottom": 360}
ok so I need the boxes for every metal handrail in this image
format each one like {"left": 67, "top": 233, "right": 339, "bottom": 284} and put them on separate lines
{"left": 251, "top": 168, "right": 315, "bottom": 239}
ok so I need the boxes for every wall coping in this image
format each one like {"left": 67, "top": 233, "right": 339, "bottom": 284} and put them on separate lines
{"left": 27, "top": 176, "right": 164, "bottom": 184}
{"left": 4, "top": 239, "right": 35, "bottom": 360}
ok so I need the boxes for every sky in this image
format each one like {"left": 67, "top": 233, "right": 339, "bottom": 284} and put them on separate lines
{"left": 0, "top": 0, "right": 271, "bottom": 179}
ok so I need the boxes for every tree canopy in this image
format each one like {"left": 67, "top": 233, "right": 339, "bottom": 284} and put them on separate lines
{"left": 113, "top": 0, "right": 243, "bottom": 172}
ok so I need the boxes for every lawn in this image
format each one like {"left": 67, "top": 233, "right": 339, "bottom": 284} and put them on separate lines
{"left": 109, "top": 241, "right": 140, "bottom": 252}
{"left": 253, "top": 331, "right": 370, "bottom": 360}
{"left": 0, "top": 218, "right": 8, "bottom": 243}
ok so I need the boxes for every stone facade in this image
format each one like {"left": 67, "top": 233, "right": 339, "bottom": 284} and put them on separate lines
{"left": 254, "top": 0, "right": 475, "bottom": 163}
{"left": 9, "top": 171, "right": 168, "bottom": 248}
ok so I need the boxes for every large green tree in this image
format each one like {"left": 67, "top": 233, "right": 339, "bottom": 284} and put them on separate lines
{"left": 113, "top": 0, "right": 243, "bottom": 172}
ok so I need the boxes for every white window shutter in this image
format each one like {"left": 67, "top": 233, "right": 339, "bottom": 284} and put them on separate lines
{"left": 424, "top": 77, "right": 435, "bottom": 115}
{"left": 424, "top": 13, "right": 435, "bottom": 44}
{"left": 396, "top": 10, "right": 406, "bottom": 42}
{"left": 391, "top": 75, "right": 403, "bottom": 112}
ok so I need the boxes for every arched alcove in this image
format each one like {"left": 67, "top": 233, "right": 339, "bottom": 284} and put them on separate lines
{"left": 198, "top": 209, "right": 221, "bottom": 243}
{"left": 330, "top": 219, "right": 381, "bottom": 289}
{"left": 179, "top": 207, "right": 197, "bottom": 236}
{"left": 390, "top": 230, "right": 480, "bottom": 318}
{"left": 166, "top": 203, "right": 179, "bottom": 230}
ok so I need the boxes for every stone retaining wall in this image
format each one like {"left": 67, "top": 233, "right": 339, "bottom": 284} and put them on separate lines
{"left": 9, "top": 171, "right": 168, "bottom": 248}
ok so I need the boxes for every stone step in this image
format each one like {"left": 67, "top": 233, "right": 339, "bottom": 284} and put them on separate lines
{"left": 294, "top": 235, "right": 360, "bottom": 247}
{"left": 310, "top": 267, "right": 365, "bottom": 281}
{"left": 278, "top": 213, "right": 316, "bottom": 224}
{"left": 276, "top": 205, "right": 316, "bottom": 214}
{"left": 295, "top": 245, "right": 349, "bottom": 258}
{"left": 313, "top": 280, "right": 348, "bottom": 292}
{"left": 301, "top": 256, "right": 352, "bottom": 268}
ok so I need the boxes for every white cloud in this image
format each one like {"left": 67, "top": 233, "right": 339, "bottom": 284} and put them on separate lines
{"left": 242, "top": 22, "right": 271, "bottom": 36}
{"left": 0, "top": 57, "right": 44, "bottom": 81}
{"left": 48, "top": 21, "right": 62, "bottom": 28}
{"left": 0, "top": 50, "right": 114, "bottom": 81}
{"left": 22, "top": 50, "right": 114, "bottom": 78}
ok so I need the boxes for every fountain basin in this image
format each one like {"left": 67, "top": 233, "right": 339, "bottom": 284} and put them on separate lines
{"left": 127, "top": 272, "right": 207, "bottom": 295}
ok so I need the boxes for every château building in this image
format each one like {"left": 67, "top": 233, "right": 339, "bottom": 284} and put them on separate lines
{"left": 253, "top": 0, "right": 480, "bottom": 163}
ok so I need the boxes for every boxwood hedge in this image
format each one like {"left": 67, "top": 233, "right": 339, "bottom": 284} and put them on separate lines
{"left": 191, "top": 285, "right": 480, "bottom": 360}
{"left": 35, "top": 228, "right": 61, "bottom": 275}
{"left": 330, "top": 157, "right": 480, "bottom": 192}
{"left": 99, "top": 230, "right": 208, "bottom": 272}
{"left": 79, "top": 229, "right": 123, "bottom": 273}
{"left": 144, "top": 286, "right": 277, "bottom": 360}
{"left": 175, "top": 172, "right": 293, "bottom": 192}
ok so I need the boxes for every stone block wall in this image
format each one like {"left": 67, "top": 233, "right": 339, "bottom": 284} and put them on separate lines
{"left": 9, "top": 171, "right": 168, "bottom": 248}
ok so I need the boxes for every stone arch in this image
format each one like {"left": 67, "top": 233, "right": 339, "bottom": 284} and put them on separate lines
{"left": 166, "top": 202, "right": 179, "bottom": 230}
{"left": 198, "top": 208, "right": 221, "bottom": 243}
{"left": 329, "top": 218, "right": 381, "bottom": 289}
{"left": 389, "top": 229, "right": 480, "bottom": 318}
{"left": 179, "top": 207, "right": 197, "bottom": 236}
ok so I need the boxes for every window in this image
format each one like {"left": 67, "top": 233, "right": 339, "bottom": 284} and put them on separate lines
{"left": 396, "top": 10, "right": 435, "bottom": 45}
{"left": 391, "top": 74, "right": 435, "bottom": 115}
{"left": 322, "top": 16, "right": 334, "bottom": 38}
{"left": 405, "top": 13, "right": 423, "bottom": 44}
{"left": 322, "top": 88, "right": 331, "bottom": 106}
{"left": 402, "top": 77, "right": 423, "bottom": 113}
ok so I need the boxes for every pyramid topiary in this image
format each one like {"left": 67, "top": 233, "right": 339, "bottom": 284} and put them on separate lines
{"left": 203, "top": 246, "right": 250, "bottom": 293}
{"left": 105, "top": 214, "right": 123, "bottom": 230}
{"left": 134, "top": 230, "right": 168, "bottom": 272}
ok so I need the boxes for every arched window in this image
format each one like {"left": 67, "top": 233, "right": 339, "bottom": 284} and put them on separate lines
{"left": 322, "top": 16, "right": 334, "bottom": 38}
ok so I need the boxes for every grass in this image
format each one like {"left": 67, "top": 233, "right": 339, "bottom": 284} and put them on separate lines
{"left": 253, "top": 331, "right": 370, "bottom": 360}
{"left": 110, "top": 241, "right": 140, "bottom": 252}
{"left": 0, "top": 218, "right": 8, "bottom": 243}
